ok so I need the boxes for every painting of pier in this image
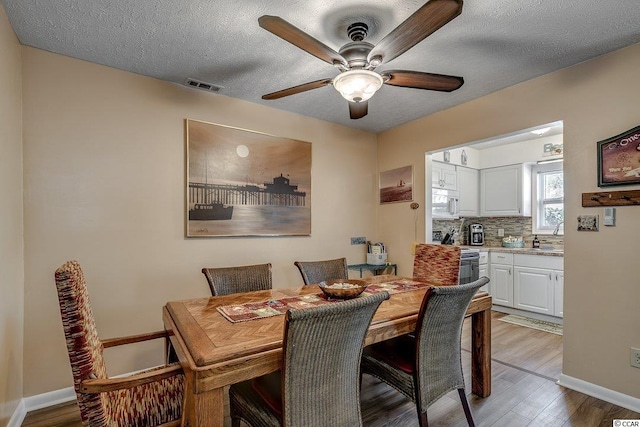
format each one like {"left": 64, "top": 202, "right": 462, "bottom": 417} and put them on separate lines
{"left": 186, "top": 119, "right": 311, "bottom": 237}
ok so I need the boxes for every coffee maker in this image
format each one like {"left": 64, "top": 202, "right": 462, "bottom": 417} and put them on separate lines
{"left": 469, "top": 224, "right": 484, "bottom": 246}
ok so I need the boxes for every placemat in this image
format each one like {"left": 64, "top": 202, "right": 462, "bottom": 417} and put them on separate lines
{"left": 217, "top": 279, "right": 426, "bottom": 323}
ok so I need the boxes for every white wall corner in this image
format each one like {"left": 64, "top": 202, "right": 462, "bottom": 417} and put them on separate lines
{"left": 557, "top": 374, "right": 640, "bottom": 413}
{"left": 7, "top": 386, "right": 76, "bottom": 426}
{"left": 7, "top": 400, "right": 26, "bottom": 427}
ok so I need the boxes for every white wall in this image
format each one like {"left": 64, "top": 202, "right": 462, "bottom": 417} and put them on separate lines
{"left": 0, "top": 4, "right": 24, "bottom": 424}
{"left": 21, "top": 47, "right": 378, "bottom": 395}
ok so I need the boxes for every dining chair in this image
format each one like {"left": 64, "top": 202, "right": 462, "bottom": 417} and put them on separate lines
{"left": 361, "top": 276, "right": 490, "bottom": 427}
{"left": 54, "top": 260, "right": 184, "bottom": 427}
{"left": 413, "top": 243, "right": 462, "bottom": 286}
{"left": 293, "top": 257, "right": 348, "bottom": 285}
{"left": 201, "top": 263, "right": 272, "bottom": 296}
{"left": 229, "top": 291, "right": 390, "bottom": 427}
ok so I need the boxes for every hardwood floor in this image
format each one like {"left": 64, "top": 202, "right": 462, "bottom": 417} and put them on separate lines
{"left": 22, "top": 312, "right": 639, "bottom": 426}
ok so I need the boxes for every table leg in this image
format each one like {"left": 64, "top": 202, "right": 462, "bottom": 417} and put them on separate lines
{"left": 470, "top": 308, "right": 491, "bottom": 397}
{"left": 182, "top": 373, "right": 225, "bottom": 427}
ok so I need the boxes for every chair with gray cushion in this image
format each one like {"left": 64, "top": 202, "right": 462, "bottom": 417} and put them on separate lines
{"left": 294, "top": 257, "right": 348, "bottom": 285}
{"left": 229, "top": 291, "right": 390, "bottom": 427}
{"left": 201, "top": 263, "right": 272, "bottom": 296}
{"left": 361, "top": 277, "right": 490, "bottom": 427}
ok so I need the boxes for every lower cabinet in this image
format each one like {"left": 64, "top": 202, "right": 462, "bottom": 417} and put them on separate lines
{"left": 489, "top": 252, "right": 564, "bottom": 318}
{"left": 513, "top": 266, "right": 554, "bottom": 315}
{"left": 554, "top": 270, "right": 564, "bottom": 317}
{"left": 489, "top": 253, "right": 513, "bottom": 307}
{"left": 478, "top": 251, "right": 489, "bottom": 292}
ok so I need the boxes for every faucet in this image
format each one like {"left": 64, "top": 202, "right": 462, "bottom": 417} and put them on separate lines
{"left": 552, "top": 221, "right": 564, "bottom": 236}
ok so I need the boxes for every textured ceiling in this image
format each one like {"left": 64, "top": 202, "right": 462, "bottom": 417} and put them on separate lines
{"left": 3, "top": 0, "right": 639, "bottom": 134}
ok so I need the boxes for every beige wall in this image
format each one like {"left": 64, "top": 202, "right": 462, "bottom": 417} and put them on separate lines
{"left": 0, "top": 4, "right": 24, "bottom": 425}
{"left": 21, "top": 47, "right": 378, "bottom": 395}
{"left": 377, "top": 43, "right": 640, "bottom": 398}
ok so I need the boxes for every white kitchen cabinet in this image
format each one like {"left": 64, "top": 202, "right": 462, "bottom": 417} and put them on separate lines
{"left": 480, "top": 164, "right": 532, "bottom": 216}
{"left": 478, "top": 251, "right": 489, "bottom": 292}
{"left": 457, "top": 166, "right": 479, "bottom": 216}
{"left": 512, "top": 254, "right": 563, "bottom": 317}
{"left": 432, "top": 161, "right": 457, "bottom": 190}
{"left": 514, "top": 266, "right": 554, "bottom": 315}
{"left": 554, "top": 270, "right": 564, "bottom": 317}
{"left": 489, "top": 252, "right": 513, "bottom": 307}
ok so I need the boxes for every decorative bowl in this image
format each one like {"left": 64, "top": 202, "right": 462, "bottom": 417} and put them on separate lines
{"left": 318, "top": 279, "right": 368, "bottom": 300}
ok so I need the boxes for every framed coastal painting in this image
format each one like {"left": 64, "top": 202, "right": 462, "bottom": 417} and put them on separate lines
{"left": 597, "top": 124, "right": 640, "bottom": 187}
{"left": 186, "top": 119, "right": 311, "bottom": 237}
{"left": 379, "top": 165, "right": 413, "bottom": 204}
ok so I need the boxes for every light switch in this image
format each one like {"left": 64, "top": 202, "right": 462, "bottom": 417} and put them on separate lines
{"left": 604, "top": 207, "right": 615, "bottom": 226}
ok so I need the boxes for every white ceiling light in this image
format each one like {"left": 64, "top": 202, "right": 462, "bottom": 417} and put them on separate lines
{"left": 332, "top": 70, "right": 383, "bottom": 103}
{"left": 531, "top": 127, "right": 551, "bottom": 135}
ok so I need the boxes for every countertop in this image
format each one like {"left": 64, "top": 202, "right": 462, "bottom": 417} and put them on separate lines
{"left": 462, "top": 245, "right": 564, "bottom": 257}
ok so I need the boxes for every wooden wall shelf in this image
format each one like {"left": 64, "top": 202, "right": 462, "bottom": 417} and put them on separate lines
{"left": 582, "top": 189, "right": 640, "bottom": 207}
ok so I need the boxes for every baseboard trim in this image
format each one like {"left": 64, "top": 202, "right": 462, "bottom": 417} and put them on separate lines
{"left": 23, "top": 386, "right": 76, "bottom": 412}
{"left": 558, "top": 374, "right": 640, "bottom": 412}
{"left": 7, "top": 387, "right": 76, "bottom": 427}
{"left": 7, "top": 400, "right": 26, "bottom": 427}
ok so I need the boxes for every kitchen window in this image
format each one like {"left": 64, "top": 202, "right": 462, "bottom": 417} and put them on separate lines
{"left": 532, "top": 161, "right": 564, "bottom": 234}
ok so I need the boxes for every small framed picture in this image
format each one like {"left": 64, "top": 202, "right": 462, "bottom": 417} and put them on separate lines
{"left": 443, "top": 150, "right": 450, "bottom": 163}
{"left": 597, "top": 125, "right": 640, "bottom": 187}
{"left": 379, "top": 165, "right": 413, "bottom": 204}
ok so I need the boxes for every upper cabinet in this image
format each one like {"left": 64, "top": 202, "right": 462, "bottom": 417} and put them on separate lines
{"left": 432, "top": 161, "right": 457, "bottom": 190}
{"left": 457, "top": 166, "right": 479, "bottom": 216}
{"left": 480, "top": 164, "right": 532, "bottom": 216}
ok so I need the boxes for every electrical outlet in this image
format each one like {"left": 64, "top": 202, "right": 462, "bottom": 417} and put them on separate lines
{"left": 498, "top": 229, "right": 505, "bottom": 237}
{"left": 350, "top": 236, "right": 366, "bottom": 245}
{"left": 631, "top": 347, "right": 640, "bottom": 368}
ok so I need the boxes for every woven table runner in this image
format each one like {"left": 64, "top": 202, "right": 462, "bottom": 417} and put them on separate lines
{"left": 217, "top": 279, "right": 426, "bottom": 323}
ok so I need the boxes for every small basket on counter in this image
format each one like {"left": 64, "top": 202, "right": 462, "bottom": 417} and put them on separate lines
{"left": 501, "top": 236, "right": 525, "bottom": 248}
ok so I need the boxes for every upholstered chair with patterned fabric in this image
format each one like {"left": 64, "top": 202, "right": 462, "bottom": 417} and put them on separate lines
{"left": 361, "top": 277, "right": 489, "bottom": 427}
{"left": 202, "top": 263, "right": 272, "bottom": 296}
{"left": 54, "top": 260, "right": 184, "bottom": 427}
{"left": 229, "top": 291, "right": 390, "bottom": 427}
{"left": 293, "top": 257, "right": 348, "bottom": 285}
{"left": 412, "top": 243, "right": 462, "bottom": 286}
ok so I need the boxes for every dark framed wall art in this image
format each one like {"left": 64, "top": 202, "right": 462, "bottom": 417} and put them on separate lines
{"left": 379, "top": 165, "right": 413, "bottom": 204}
{"left": 186, "top": 119, "right": 311, "bottom": 237}
{"left": 597, "top": 125, "right": 640, "bottom": 187}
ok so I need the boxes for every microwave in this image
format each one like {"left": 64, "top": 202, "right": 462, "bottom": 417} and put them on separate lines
{"left": 432, "top": 188, "right": 459, "bottom": 219}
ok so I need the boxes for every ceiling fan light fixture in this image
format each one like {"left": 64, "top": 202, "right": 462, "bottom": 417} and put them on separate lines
{"left": 332, "top": 70, "right": 383, "bottom": 103}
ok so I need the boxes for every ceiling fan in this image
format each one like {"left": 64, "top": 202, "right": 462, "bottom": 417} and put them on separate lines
{"left": 259, "top": 0, "right": 464, "bottom": 120}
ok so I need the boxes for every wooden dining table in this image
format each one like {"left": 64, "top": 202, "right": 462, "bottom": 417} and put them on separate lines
{"left": 163, "top": 275, "right": 492, "bottom": 427}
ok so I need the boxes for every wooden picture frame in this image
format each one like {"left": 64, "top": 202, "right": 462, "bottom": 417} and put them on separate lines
{"left": 597, "top": 125, "right": 640, "bottom": 187}
{"left": 379, "top": 165, "right": 413, "bottom": 204}
{"left": 186, "top": 119, "right": 311, "bottom": 237}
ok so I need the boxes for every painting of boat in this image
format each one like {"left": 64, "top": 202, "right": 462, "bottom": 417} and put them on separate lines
{"left": 189, "top": 202, "right": 233, "bottom": 220}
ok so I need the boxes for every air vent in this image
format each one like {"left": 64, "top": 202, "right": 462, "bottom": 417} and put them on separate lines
{"left": 184, "top": 78, "right": 223, "bottom": 93}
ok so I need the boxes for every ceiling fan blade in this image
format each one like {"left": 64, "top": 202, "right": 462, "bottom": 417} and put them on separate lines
{"left": 262, "top": 78, "right": 333, "bottom": 100}
{"left": 368, "top": 0, "right": 463, "bottom": 65}
{"left": 382, "top": 70, "right": 464, "bottom": 92}
{"left": 349, "top": 101, "right": 368, "bottom": 119}
{"left": 259, "top": 15, "right": 346, "bottom": 67}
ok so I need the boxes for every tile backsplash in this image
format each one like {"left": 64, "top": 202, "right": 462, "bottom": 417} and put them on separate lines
{"left": 433, "top": 217, "right": 564, "bottom": 247}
